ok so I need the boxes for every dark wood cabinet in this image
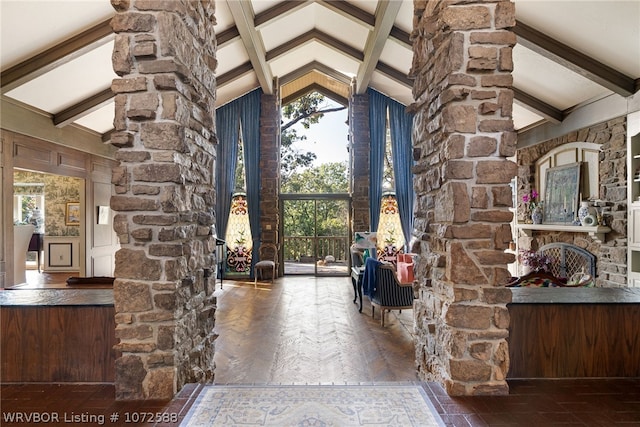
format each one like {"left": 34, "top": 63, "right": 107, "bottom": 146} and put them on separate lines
{"left": 508, "top": 288, "right": 640, "bottom": 379}
{"left": 1, "top": 290, "right": 118, "bottom": 383}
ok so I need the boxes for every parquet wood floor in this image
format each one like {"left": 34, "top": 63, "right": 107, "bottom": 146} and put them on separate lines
{"left": 213, "top": 276, "right": 416, "bottom": 384}
{"left": 3, "top": 275, "right": 640, "bottom": 426}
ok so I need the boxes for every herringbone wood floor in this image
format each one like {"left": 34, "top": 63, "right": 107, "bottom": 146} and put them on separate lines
{"left": 213, "top": 275, "right": 417, "bottom": 384}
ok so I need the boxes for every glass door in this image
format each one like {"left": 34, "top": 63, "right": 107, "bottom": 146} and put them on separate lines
{"left": 281, "top": 195, "right": 350, "bottom": 276}
{"left": 283, "top": 199, "right": 316, "bottom": 275}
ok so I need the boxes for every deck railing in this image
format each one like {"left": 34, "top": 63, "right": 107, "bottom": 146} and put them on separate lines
{"left": 284, "top": 236, "right": 349, "bottom": 262}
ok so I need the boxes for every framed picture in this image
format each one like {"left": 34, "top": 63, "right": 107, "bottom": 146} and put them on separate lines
{"left": 65, "top": 202, "right": 80, "bottom": 226}
{"left": 543, "top": 163, "right": 581, "bottom": 224}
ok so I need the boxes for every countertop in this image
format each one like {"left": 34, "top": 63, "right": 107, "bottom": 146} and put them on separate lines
{"left": 0, "top": 288, "right": 114, "bottom": 306}
{"left": 509, "top": 287, "right": 640, "bottom": 304}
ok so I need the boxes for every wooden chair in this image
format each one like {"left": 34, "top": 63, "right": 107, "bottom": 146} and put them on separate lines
{"left": 350, "top": 244, "right": 365, "bottom": 268}
{"left": 254, "top": 243, "right": 278, "bottom": 288}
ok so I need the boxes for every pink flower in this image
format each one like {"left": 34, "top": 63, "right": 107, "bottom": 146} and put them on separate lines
{"left": 519, "top": 249, "right": 554, "bottom": 271}
{"left": 523, "top": 189, "right": 540, "bottom": 206}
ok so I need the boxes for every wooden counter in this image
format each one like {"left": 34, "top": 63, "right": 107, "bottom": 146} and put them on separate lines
{"left": 1, "top": 289, "right": 118, "bottom": 383}
{"left": 508, "top": 287, "right": 640, "bottom": 379}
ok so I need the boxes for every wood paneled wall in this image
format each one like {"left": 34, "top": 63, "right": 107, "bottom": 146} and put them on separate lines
{"left": 2, "top": 128, "right": 118, "bottom": 284}
{"left": 508, "top": 303, "right": 640, "bottom": 378}
{"left": 1, "top": 305, "right": 119, "bottom": 382}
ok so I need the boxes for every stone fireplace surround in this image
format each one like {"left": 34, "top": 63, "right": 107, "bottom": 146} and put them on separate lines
{"left": 516, "top": 117, "right": 628, "bottom": 288}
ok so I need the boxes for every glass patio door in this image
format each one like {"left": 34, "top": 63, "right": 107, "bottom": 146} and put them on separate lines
{"left": 281, "top": 195, "right": 350, "bottom": 276}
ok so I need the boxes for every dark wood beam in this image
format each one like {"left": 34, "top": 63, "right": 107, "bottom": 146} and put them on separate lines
{"left": 53, "top": 88, "right": 114, "bottom": 128}
{"left": 266, "top": 29, "right": 363, "bottom": 62}
{"left": 102, "top": 129, "right": 115, "bottom": 144}
{"left": 514, "top": 19, "right": 636, "bottom": 97}
{"left": 279, "top": 61, "right": 352, "bottom": 86}
{"left": 1, "top": 18, "right": 114, "bottom": 94}
{"left": 217, "top": 62, "right": 254, "bottom": 87}
{"left": 217, "top": 26, "right": 240, "bottom": 47}
{"left": 317, "top": 0, "right": 375, "bottom": 27}
{"left": 376, "top": 61, "right": 412, "bottom": 87}
{"left": 513, "top": 87, "right": 563, "bottom": 124}
{"left": 389, "top": 26, "right": 411, "bottom": 48}
{"left": 282, "top": 82, "right": 348, "bottom": 107}
{"left": 254, "top": 0, "right": 410, "bottom": 50}
{"left": 254, "top": 0, "right": 313, "bottom": 27}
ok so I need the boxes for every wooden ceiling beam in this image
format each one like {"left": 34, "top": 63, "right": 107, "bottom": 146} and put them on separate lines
{"left": 355, "top": 0, "right": 402, "bottom": 94}
{"left": 513, "top": 87, "right": 563, "bottom": 124}
{"left": 254, "top": 0, "right": 314, "bottom": 28}
{"left": 226, "top": 0, "right": 273, "bottom": 94}
{"left": 389, "top": 26, "right": 411, "bottom": 48}
{"left": 53, "top": 88, "right": 113, "bottom": 128}
{"left": 266, "top": 29, "right": 364, "bottom": 62}
{"left": 217, "top": 62, "right": 254, "bottom": 87}
{"left": 375, "top": 61, "right": 412, "bottom": 87}
{"left": 217, "top": 26, "right": 240, "bottom": 48}
{"left": 102, "top": 129, "right": 115, "bottom": 144}
{"left": 282, "top": 82, "right": 348, "bottom": 107}
{"left": 279, "top": 61, "right": 352, "bottom": 87}
{"left": 514, "top": 19, "right": 636, "bottom": 97}
{"left": 317, "top": 0, "right": 375, "bottom": 27}
{"left": 1, "top": 18, "right": 114, "bottom": 94}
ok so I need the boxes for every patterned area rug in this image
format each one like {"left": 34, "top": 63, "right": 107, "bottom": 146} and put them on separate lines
{"left": 181, "top": 384, "right": 445, "bottom": 426}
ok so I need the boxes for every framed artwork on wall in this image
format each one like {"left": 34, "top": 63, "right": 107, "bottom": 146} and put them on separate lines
{"left": 65, "top": 202, "right": 80, "bottom": 226}
{"left": 543, "top": 162, "right": 581, "bottom": 224}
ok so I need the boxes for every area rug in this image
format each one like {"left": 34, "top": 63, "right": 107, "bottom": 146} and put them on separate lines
{"left": 180, "top": 384, "right": 445, "bottom": 426}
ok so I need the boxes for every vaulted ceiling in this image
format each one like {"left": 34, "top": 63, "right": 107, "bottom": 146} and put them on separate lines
{"left": 1, "top": 1, "right": 639, "bottom": 144}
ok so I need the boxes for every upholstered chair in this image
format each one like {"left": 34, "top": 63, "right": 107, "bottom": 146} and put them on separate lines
{"left": 254, "top": 243, "right": 278, "bottom": 288}
{"left": 368, "top": 262, "right": 415, "bottom": 326}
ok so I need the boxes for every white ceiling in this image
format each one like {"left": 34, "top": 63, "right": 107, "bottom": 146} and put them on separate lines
{"left": 1, "top": 0, "right": 639, "bottom": 140}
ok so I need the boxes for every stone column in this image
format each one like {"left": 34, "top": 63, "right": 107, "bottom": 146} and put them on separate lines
{"left": 259, "top": 84, "right": 281, "bottom": 258}
{"left": 410, "top": 0, "right": 516, "bottom": 395}
{"left": 110, "top": 0, "right": 218, "bottom": 400}
{"left": 349, "top": 82, "right": 371, "bottom": 234}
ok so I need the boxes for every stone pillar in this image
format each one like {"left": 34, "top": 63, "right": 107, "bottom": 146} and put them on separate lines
{"left": 110, "top": 0, "right": 218, "bottom": 400}
{"left": 349, "top": 82, "right": 371, "bottom": 234}
{"left": 410, "top": 0, "right": 516, "bottom": 395}
{"left": 259, "top": 83, "right": 281, "bottom": 255}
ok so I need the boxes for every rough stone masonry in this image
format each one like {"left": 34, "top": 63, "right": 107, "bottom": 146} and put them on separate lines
{"left": 109, "top": 0, "right": 218, "bottom": 400}
{"left": 409, "top": 0, "right": 516, "bottom": 395}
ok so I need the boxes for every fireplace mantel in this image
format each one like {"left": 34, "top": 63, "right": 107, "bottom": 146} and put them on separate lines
{"left": 516, "top": 223, "right": 611, "bottom": 243}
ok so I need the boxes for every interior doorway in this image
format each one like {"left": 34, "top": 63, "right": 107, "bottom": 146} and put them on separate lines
{"left": 281, "top": 194, "right": 351, "bottom": 276}
{"left": 12, "top": 170, "right": 84, "bottom": 286}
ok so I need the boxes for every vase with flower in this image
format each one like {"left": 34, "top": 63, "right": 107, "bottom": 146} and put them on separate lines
{"left": 518, "top": 249, "right": 554, "bottom": 276}
{"left": 522, "top": 189, "right": 543, "bottom": 224}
